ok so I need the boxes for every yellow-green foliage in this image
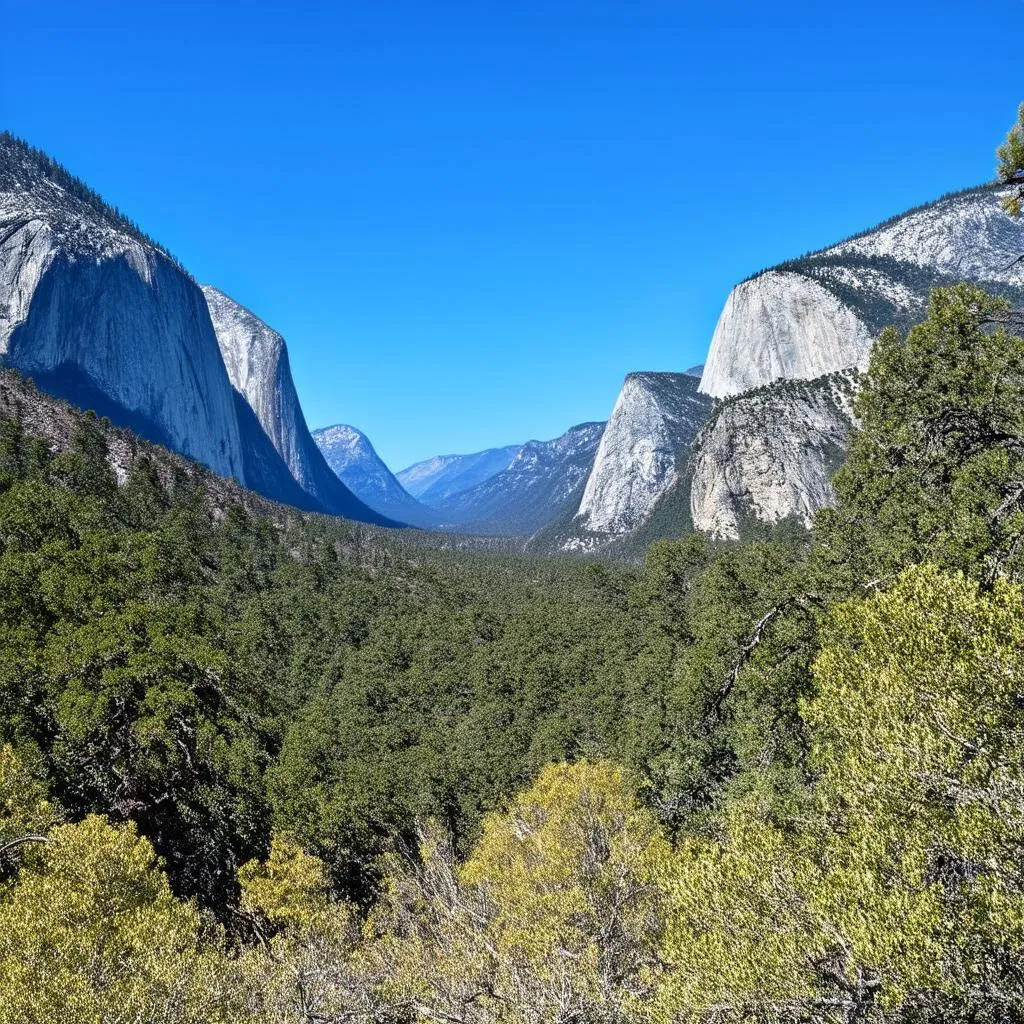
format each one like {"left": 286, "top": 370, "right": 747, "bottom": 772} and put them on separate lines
{"left": 0, "top": 814, "right": 238, "bottom": 1024}
{"left": 239, "top": 832, "right": 332, "bottom": 933}
{"left": 374, "top": 760, "right": 670, "bottom": 1023}
{"left": 461, "top": 759, "right": 666, "bottom": 956}
{"left": 236, "top": 834, "right": 377, "bottom": 1024}
{"left": 807, "top": 565, "right": 1024, "bottom": 998}
{"left": 0, "top": 744, "right": 58, "bottom": 860}
{"left": 643, "top": 811, "right": 826, "bottom": 1020}
{"left": 648, "top": 566, "right": 1024, "bottom": 1022}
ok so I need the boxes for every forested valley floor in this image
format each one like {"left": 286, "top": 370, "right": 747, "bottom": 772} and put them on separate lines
{"left": 0, "top": 282, "right": 1023, "bottom": 1023}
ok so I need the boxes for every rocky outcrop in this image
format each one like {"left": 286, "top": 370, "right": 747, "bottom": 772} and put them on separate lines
{"left": 313, "top": 423, "right": 439, "bottom": 527}
{"left": 699, "top": 273, "right": 873, "bottom": 399}
{"left": 689, "top": 371, "right": 857, "bottom": 539}
{"left": 826, "top": 184, "right": 1024, "bottom": 279}
{"left": 202, "top": 286, "right": 314, "bottom": 487}
{"left": 700, "top": 185, "right": 1024, "bottom": 399}
{"left": 681, "top": 184, "right": 1024, "bottom": 543}
{"left": 434, "top": 421, "right": 605, "bottom": 536}
{"left": 0, "top": 134, "right": 389, "bottom": 525}
{"left": 574, "top": 372, "right": 712, "bottom": 536}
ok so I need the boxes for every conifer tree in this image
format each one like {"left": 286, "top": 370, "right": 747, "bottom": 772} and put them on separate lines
{"left": 998, "top": 102, "right": 1024, "bottom": 217}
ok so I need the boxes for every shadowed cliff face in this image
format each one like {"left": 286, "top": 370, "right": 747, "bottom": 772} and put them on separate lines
{"left": 0, "top": 135, "right": 255, "bottom": 483}
{"left": 1, "top": 228, "right": 246, "bottom": 482}
{"left": 201, "top": 286, "right": 397, "bottom": 525}
{"left": 202, "top": 285, "right": 309, "bottom": 485}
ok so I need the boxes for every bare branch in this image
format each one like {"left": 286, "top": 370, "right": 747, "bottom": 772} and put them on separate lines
{"left": 701, "top": 598, "right": 799, "bottom": 727}
{"left": 0, "top": 833, "right": 48, "bottom": 857}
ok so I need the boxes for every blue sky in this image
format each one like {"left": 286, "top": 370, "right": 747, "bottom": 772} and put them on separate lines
{"left": 2, "top": 1, "right": 1022, "bottom": 471}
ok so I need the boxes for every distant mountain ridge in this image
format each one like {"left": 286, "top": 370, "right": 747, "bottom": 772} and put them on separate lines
{"left": 398, "top": 445, "right": 522, "bottom": 504}
{"left": 431, "top": 422, "right": 606, "bottom": 536}
{"left": 313, "top": 423, "right": 440, "bottom": 528}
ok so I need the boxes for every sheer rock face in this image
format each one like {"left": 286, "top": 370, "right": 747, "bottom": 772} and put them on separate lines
{"left": 690, "top": 372, "right": 858, "bottom": 540}
{"left": 700, "top": 272, "right": 873, "bottom": 399}
{"left": 313, "top": 423, "right": 439, "bottom": 528}
{"left": 575, "top": 372, "right": 712, "bottom": 536}
{"left": 699, "top": 185, "right": 1024, "bottom": 399}
{"left": 433, "top": 421, "right": 606, "bottom": 536}
{"left": 202, "top": 286, "right": 305, "bottom": 476}
{"left": 200, "top": 286, "right": 395, "bottom": 524}
{"left": 0, "top": 140, "right": 245, "bottom": 481}
{"left": 0, "top": 136, "right": 389, "bottom": 523}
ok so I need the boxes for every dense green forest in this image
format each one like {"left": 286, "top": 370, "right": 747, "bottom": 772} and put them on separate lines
{"left": 0, "top": 108, "right": 1023, "bottom": 1023}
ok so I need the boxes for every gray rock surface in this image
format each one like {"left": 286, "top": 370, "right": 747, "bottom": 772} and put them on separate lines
{"left": 689, "top": 371, "right": 858, "bottom": 539}
{"left": 0, "top": 136, "right": 245, "bottom": 481}
{"left": 0, "top": 134, "right": 388, "bottom": 524}
{"left": 201, "top": 286, "right": 389, "bottom": 522}
{"left": 699, "top": 185, "right": 1024, "bottom": 399}
{"left": 574, "top": 372, "right": 712, "bottom": 537}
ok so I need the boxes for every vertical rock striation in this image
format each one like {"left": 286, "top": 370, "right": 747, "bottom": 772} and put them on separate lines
{"left": 0, "top": 134, "right": 390, "bottom": 524}
{"left": 689, "top": 371, "right": 857, "bottom": 539}
{"left": 200, "top": 286, "right": 391, "bottom": 522}
{"left": 0, "top": 136, "right": 246, "bottom": 481}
